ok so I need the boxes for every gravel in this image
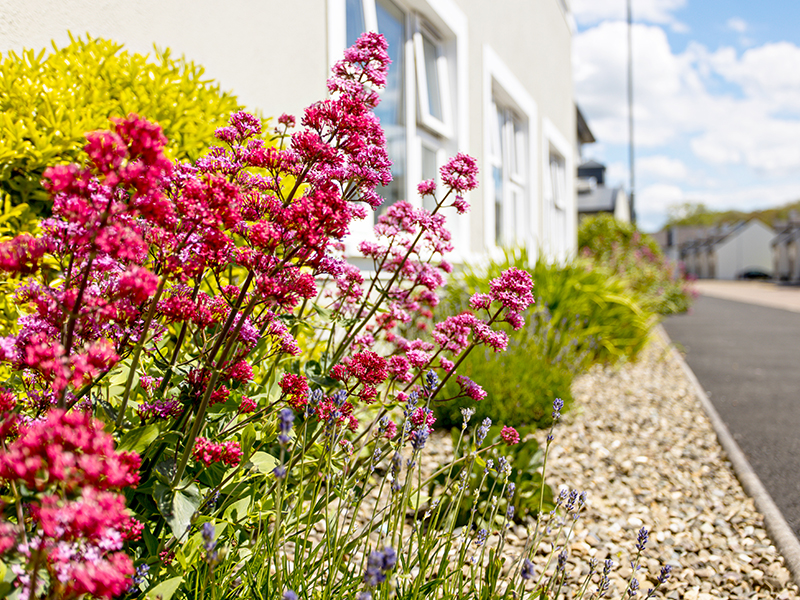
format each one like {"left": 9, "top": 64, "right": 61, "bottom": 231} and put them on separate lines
{"left": 493, "top": 332, "right": 800, "bottom": 599}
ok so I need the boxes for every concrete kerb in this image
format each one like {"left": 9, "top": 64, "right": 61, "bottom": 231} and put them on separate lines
{"left": 656, "top": 324, "right": 800, "bottom": 588}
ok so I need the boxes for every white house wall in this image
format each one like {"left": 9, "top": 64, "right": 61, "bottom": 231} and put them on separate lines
{"left": 715, "top": 221, "right": 775, "bottom": 280}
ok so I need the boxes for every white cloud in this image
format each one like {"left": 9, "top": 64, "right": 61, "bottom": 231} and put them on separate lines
{"left": 637, "top": 155, "right": 688, "bottom": 180}
{"left": 571, "top": 0, "right": 687, "bottom": 31}
{"left": 726, "top": 17, "right": 748, "bottom": 33}
{"left": 574, "top": 24, "right": 800, "bottom": 176}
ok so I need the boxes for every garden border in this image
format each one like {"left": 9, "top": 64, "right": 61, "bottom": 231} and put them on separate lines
{"left": 657, "top": 324, "right": 800, "bottom": 587}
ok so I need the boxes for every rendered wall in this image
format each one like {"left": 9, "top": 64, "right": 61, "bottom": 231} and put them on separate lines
{"left": 716, "top": 222, "right": 775, "bottom": 280}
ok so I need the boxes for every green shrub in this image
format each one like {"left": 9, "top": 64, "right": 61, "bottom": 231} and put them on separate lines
{"left": 578, "top": 214, "right": 695, "bottom": 315}
{"left": 0, "top": 33, "right": 244, "bottom": 229}
{"left": 433, "top": 249, "right": 655, "bottom": 429}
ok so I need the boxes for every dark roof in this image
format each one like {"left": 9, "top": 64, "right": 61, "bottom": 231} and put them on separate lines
{"left": 576, "top": 106, "right": 596, "bottom": 145}
{"left": 578, "top": 159, "right": 605, "bottom": 169}
{"left": 577, "top": 186, "right": 622, "bottom": 213}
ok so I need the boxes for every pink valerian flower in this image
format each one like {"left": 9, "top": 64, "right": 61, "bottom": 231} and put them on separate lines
{"left": 452, "top": 195, "right": 470, "bottom": 214}
{"left": 410, "top": 407, "right": 436, "bottom": 429}
{"left": 489, "top": 268, "right": 535, "bottom": 314}
{"left": 26, "top": 487, "right": 137, "bottom": 599}
{"left": 457, "top": 375, "right": 487, "bottom": 401}
{"left": 239, "top": 396, "right": 257, "bottom": 414}
{"left": 432, "top": 313, "right": 480, "bottom": 354}
{"left": 279, "top": 373, "right": 310, "bottom": 410}
{"left": 417, "top": 179, "right": 436, "bottom": 196}
{"left": 387, "top": 355, "right": 413, "bottom": 383}
{"left": 0, "top": 389, "right": 17, "bottom": 413}
{"left": 278, "top": 113, "right": 296, "bottom": 128}
{"left": 225, "top": 359, "right": 254, "bottom": 382}
{"left": 0, "top": 233, "right": 52, "bottom": 275}
{"left": 344, "top": 351, "right": 389, "bottom": 385}
{"left": 439, "top": 357, "right": 454, "bottom": 372}
{"left": 501, "top": 425, "right": 520, "bottom": 446}
{"left": 440, "top": 153, "right": 478, "bottom": 193}
{"left": 137, "top": 398, "right": 183, "bottom": 421}
{"left": 192, "top": 437, "right": 243, "bottom": 467}
{"left": 384, "top": 420, "right": 398, "bottom": 440}
{"left": 316, "top": 398, "right": 359, "bottom": 432}
{"left": 0, "top": 409, "right": 141, "bottom": 494}
{"left": 406, "top": 349, "right": 431, "bottom": 368}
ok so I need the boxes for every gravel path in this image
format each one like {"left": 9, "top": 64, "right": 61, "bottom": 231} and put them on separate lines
{"left": 503, "top": 332, "right": 800, "bottom": 599}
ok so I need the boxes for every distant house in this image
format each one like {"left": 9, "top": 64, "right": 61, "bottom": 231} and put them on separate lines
{"left": 675, "top": 220, "right": 775, "bottom": 280}
{"left": 772, "top": 222, "right": 800, "bottom": 283}
{"left": 576, "top": 160, "right": 630, "bottom": 223}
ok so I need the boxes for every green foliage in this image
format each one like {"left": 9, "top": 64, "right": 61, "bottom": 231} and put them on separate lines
{"left": 433, "top": 248, "right": 655, "bottom": 429}
{"left": 0, "top": 33, "right": 244, "bottom": 229}
{"left": 578, "top": 214, "right": 694, "bottom": 315}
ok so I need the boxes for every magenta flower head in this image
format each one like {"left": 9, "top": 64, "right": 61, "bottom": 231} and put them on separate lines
{"left": 440, "top": 153, "right": 478, "bottom": 193}
{"left": 489, "top": 268, "right": 534, "bottom": 313}
{"left": 417, "top": 179, "right": 436, "bottom": 196}
{"left": 500, "top": 425, "right": 520, "bottom": 446}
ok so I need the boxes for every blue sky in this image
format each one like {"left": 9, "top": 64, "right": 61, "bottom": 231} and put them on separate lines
{"left": 571, "top": 0, "right": 800, "bottom": 231}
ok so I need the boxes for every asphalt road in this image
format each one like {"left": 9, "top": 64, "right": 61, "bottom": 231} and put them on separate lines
{"left": 663, "top": 295, "right": 800, "bottom": 539}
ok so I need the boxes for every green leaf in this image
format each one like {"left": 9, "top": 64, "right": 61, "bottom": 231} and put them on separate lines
{"left": 154, "top": 482, "right": 202, "bottom": 540}
{"left": 241, "top": 423, "right": 256, "bottom": 461}
{"left": 144, "top": 576, "right": 183, "bottom": 600}
{"left": 117, "top": 423, "right": 161, "bottom": 454}
{"left": 249, "top": 451, "right": 278, "bottom": 474}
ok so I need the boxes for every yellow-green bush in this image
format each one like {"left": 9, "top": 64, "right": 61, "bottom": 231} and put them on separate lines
{"left": 0, "top": 33, "right": 244, "bottom": 229}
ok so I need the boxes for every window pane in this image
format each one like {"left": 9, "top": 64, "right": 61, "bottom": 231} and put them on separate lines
{"left": 494, "top": 166, "right": 504, "bottom": 245}
{"left": 423, "top": 35, "right": 443, "bottom": 121}
{"left": 375, "top": 0, "right": 406, "bottom": 217}
{"left": 346, "top": 0, "right": 365, "bottom": 47}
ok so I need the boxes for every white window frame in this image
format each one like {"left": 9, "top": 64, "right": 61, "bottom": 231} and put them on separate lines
{"left": 413, "top": 17, "right": 453, "bottom": 138}
{"left": 328, "top": 0, "right": 470, "bottom": 262}
{"left": 482, "top": 45, "right": 538, "bottom": 258}
{"left": 542, "top": 117, "right": 575, "bottom": 263}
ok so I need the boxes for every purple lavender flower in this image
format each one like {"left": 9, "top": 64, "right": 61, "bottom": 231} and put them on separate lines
{"left": 424, "top": 370, "right": 439, "bottom": 390}
{"left": 283, "top": 591, "right": 298, "bottom": 600}
{"left": 476, "top": 417, "right": 492, "bottom": 446}
{"left": 557, "top": 549, "right": 568, "bottom": 572}
{"left": 635, "top": 526, "right": 649, "bottom": 552}
{"left": 658, "top": 564, "right": 673, "bottom": 584}
{"left": 521, "top": 558, "right": 535, "bottom": 580}
{"left": 278, "top": 408, "right": 295, "bottom": 445}
{"left": 202, "top": 522, "right": 216, "bottom": 552}
{"left": 475, "top": 528, "right": 488, "bottom": 547}
{"left": 628, "top": 577, "right": 639, "bottom": 597}
{"left": 364, "top": 546, "right": 397, "bottom": 587}
{"left": 552, "top": 397, "right": 564, "bottom": 420}
{"left": 507, "top": 482, "right": 516, "bottom": 499}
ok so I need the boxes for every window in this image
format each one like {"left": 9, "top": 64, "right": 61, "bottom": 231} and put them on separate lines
{"left": 546, "top": 147, "right": 567, "bottom": 259}
{"left": 482, "top": 46, "right": 537, "bottom": 254}
{"left": 542, "top": 117, "right": 574, "bottom": 262}
{"left": 489, "top": 100, "right": 527, "bottom": 246}
{"left": 414, "top": 20, "right": 452, "bottom": 137}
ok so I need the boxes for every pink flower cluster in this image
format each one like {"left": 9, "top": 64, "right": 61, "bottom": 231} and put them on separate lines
{"left": 192, "top": 437, "right": 243, "bottom": 467}
{"left": 0, "top": 410, "right": 140, "bottom": 598}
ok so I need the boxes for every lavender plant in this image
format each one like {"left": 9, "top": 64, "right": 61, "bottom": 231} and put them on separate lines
{"left": 0, "top": 33, "right": 672, "bottom": 600}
